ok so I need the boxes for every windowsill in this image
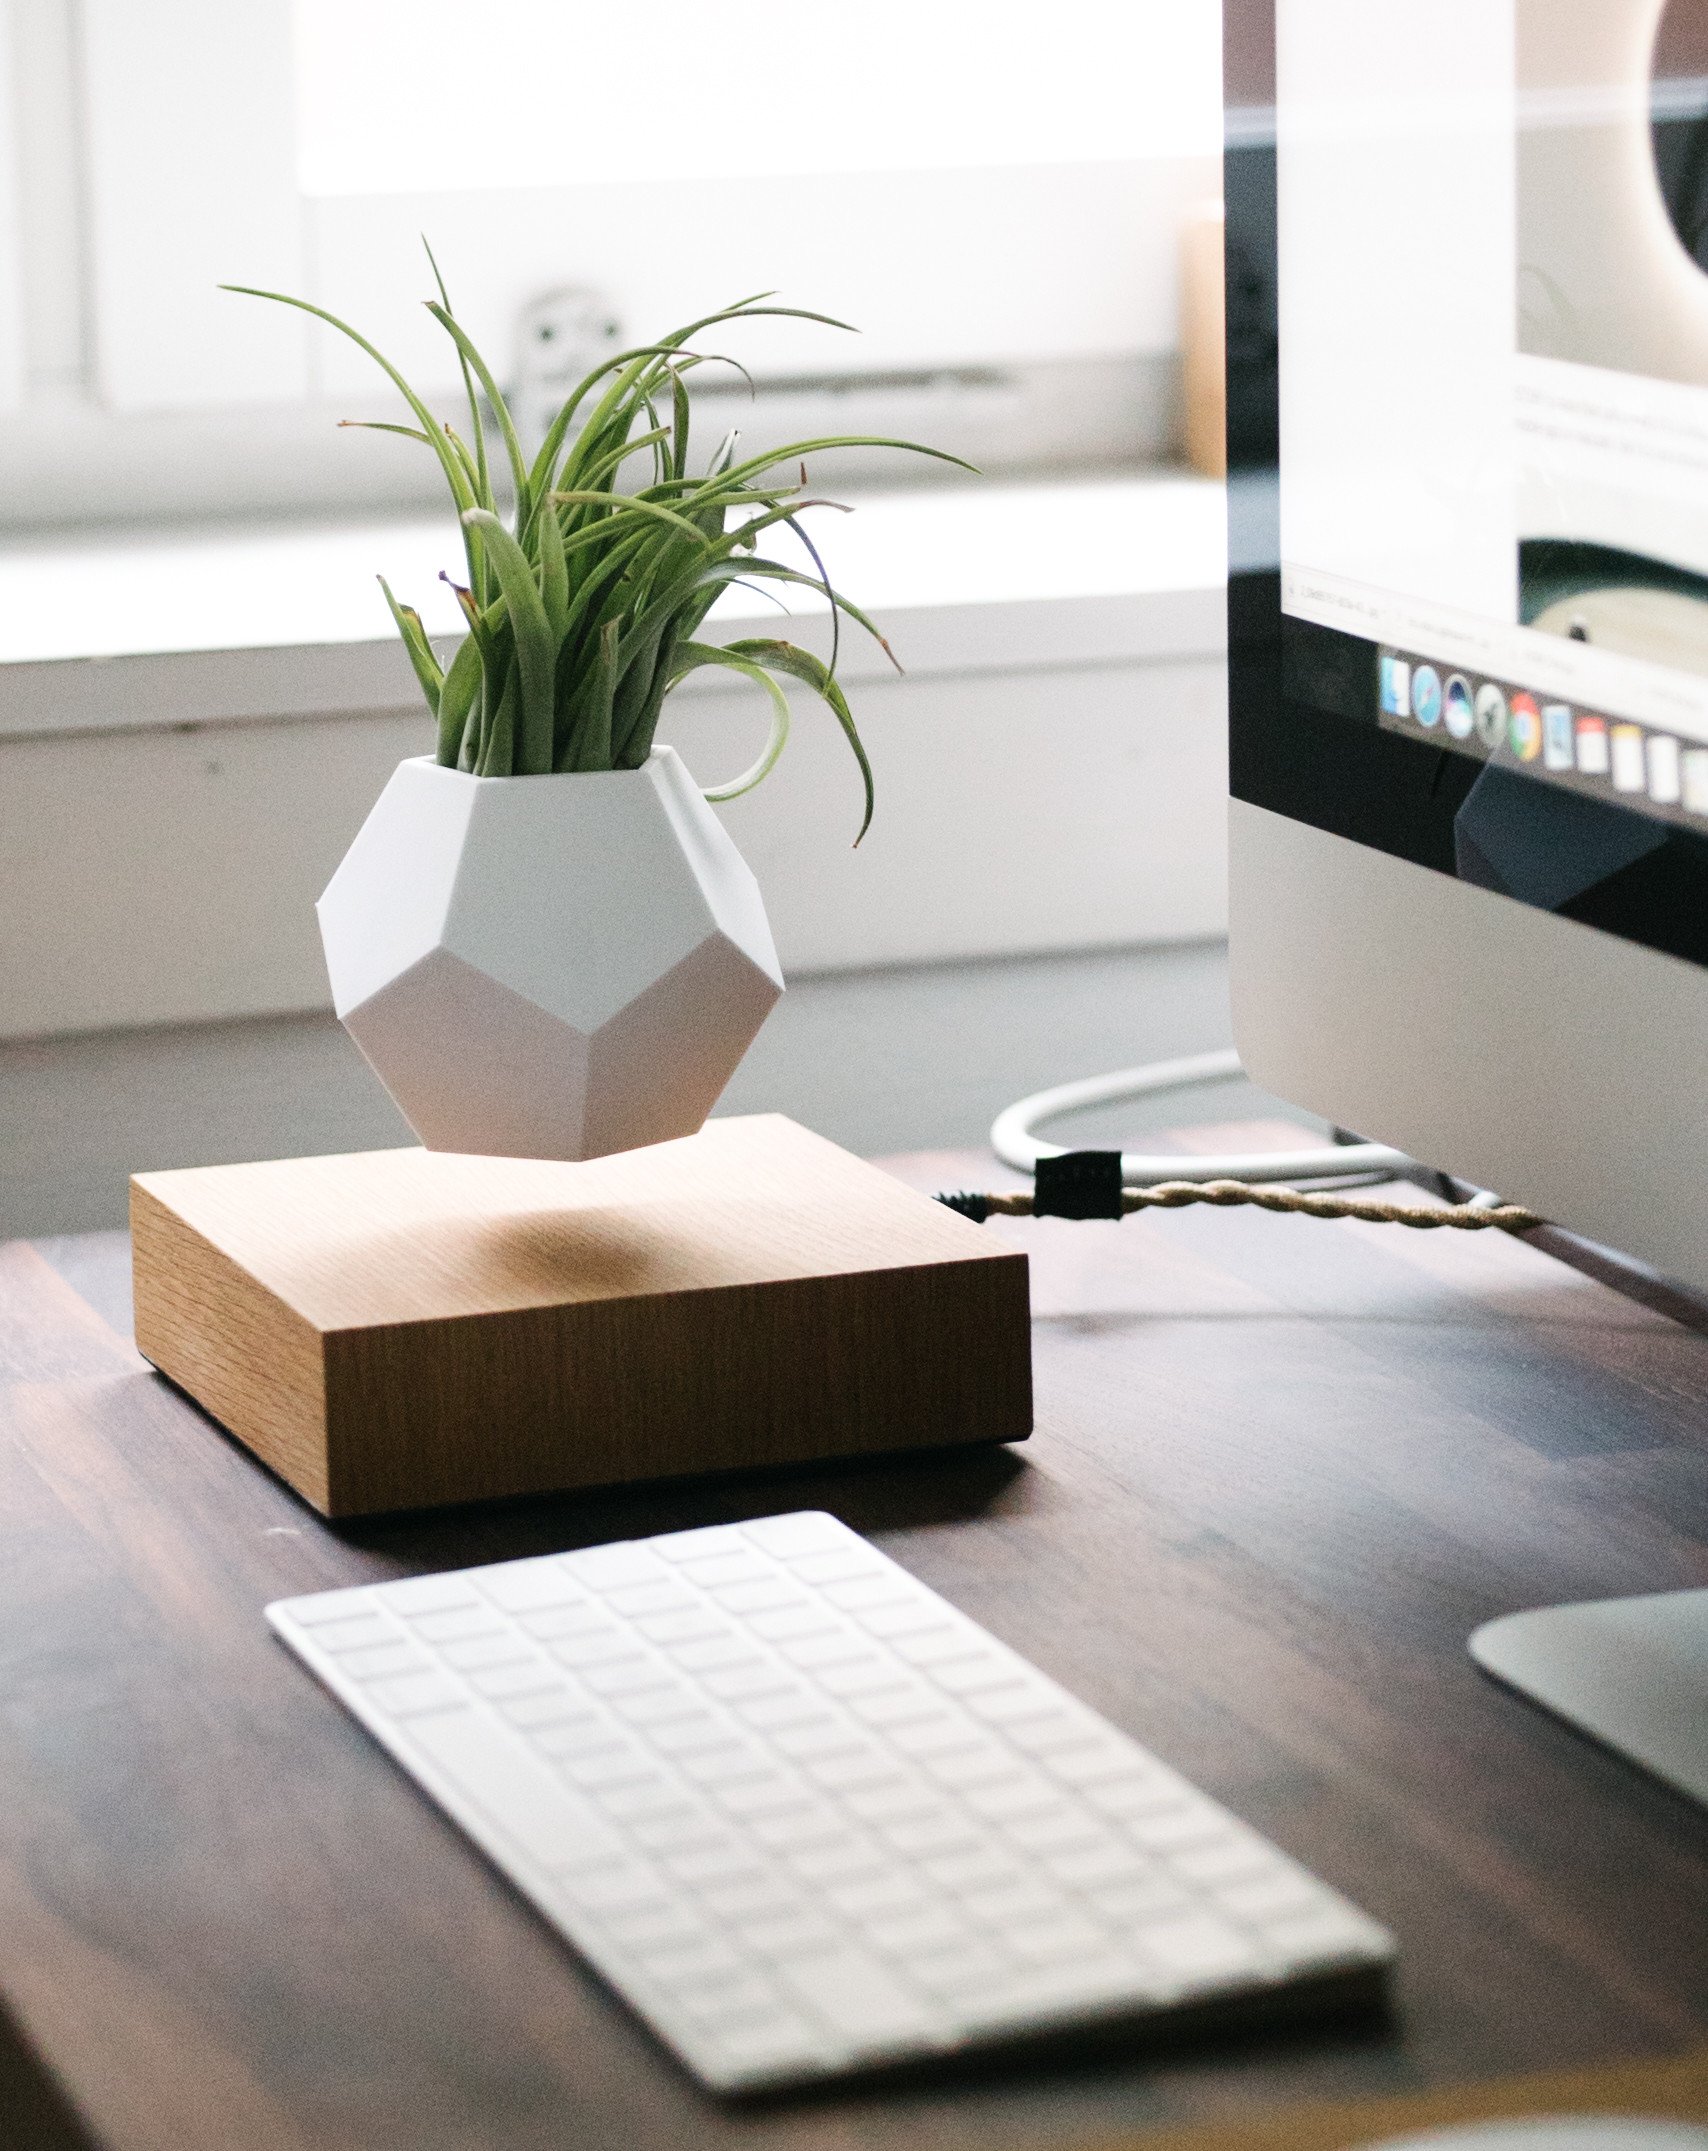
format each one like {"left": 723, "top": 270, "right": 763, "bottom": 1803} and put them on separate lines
{"left": 0, "top": 470, "right": 1269, "bottom": 741}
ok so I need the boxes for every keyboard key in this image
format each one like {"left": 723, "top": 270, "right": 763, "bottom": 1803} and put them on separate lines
{"left": 694, "top": 1874, "right": 802, "bottom": 1925}
{"left": 376, "top": 1576, "right": 484, "bottom": 1618}
{"left": 439, "top": 1633, "right": 535, "bottom": 1672}
{"left": 887, "top": 1716, "right": 981, "bottom": 1761}
{"left": 339, "top": 1643, "right": 426, "bottom": 1681}
{"left": 1049, "top": 1743, "right": 1157, "bottom": 1789}
{"left": 1172, "top": 1834, "right": 1284, "bottom": 1887}
{"left": 704, "top": 1666, "right": 799, "bottom": 1707}
{"left": 1138, "top": 1912, "right": 1264, "bottom": 1986}
{"left": 1217, "top": 1869, "right": 1323, "bottom": 1922}
{"left": 847, "top": 1686, "right": 941, "bottom": 1729}
{"left": 681, "top": 1972, "right": 783, "bottom": 2027}
{"left": 468, "top": 1662, "right": 563, "bottom": 1702}
{"left": 276, "top": 1589, "right": 374, "bottom": 1626}
{"left": 361, "top": 1671, "right": 467, "bottom": 1718}
{"left": 1099, "top": 1875, "right": 1196, "bottom": 1924}
{"left": 1046, "top": 1840, "right": 1156, "bottom": 1889}
{"left": 715, "top": 1775, "right": 809, "bottom": 1820}
{"left": 636, "top": 1608, "right": 730, "bottom": 1646}
{"left": 517, "top": 1603, "right": 609, "bottom": 1642}
{"left": 609, "top": 1681, "right": 699, "bottom": 1725}
{"left": 632, "top": 1936, "right": 746, "bottom": 1987}
{"left": 748, "top": 1807, "right": 848, "bottom": 1854}
{"left": 789, "top": 1547, "right": 887, "bottom": 1587}
{"left": 741, "top": 1513, "right": 852, "bottom": 1560}
{"left": 706, "top": 1578, "right": 806, "bottom": 1616}
{"left": 854, "top": 1600, "right": 959, "bottom": 1641}
{"left": 475, "top": 1559, "right": 587, "bottom": 1612}
{"left": 309, "top": 1615, "right": 401, "bottom": 1654}
{"left": 926, "top": 1745, "right": 1023, "bottom": 1792}
{"left": 666, "top": 1635, "right": 762, "bottom": 1674}
{"left": 1129, "top": 1806, "right": 1232, "bottom": 1854}
{"left": 562, "top": 1545, "right": 667, "bottom": 1591}
{"left": 1006, "top": 1913, "right": 1109, "bottom": 1964}
{"left": 1005, "top": 1708, "right": 1106, "bottom": 1756}
{"left": 728, "top": 1686, "right": 825, "bottom": 1731}
{"left": 842, "top": 1780, "right": 941, "bottom": 1827}
{"left": 779, "top": 1948, "right": 930, "bottom": 2048}
{"left": 1260, "top": 1904, "right": 1388, "bottom": 1973}
{"left": 821, "top": 1572, "right": 916, "bottom": 1611}
{"left": 963, "top": 1775, "right": 1062, "bottom": 1823}
{"left": 652, "top": 1525, "right": 750, "bottom": 1563}
{"left": 892, "top": 1627, "right": 984, "bottom": 1668}
{"left": 594, "top": 1899, "right": 707, "bottom": 1952}
{"left": 923, "top": 1847, "right": 1024, "bottom": 1895}
{"left": 749, "top": 1605, "right": 840, "bottom": 1644}
{"left": 960, "top": 1685, "right": 1044, "bottom": 1726}
{"left": 881, "top": 1813, "right": 981, "bottom": 1860}
{"left": 909, "top": 1942, "right": 1012, "bottom": 2000}
{"left": 503, "top": 1689, "right": 597, "bottom": 1732}
{"left": 411, "top": 1608, "right": 512, "bottom": 1648}
{"left": 604, "top": 1581, "right": 697, "bottom": 1618}
{"left": 735, "top": 1909, "right": 843, "bottom": 1960}
{"left": 862, "top": 1904, "right": 970, "bottom": 1958}
{"left": 674, "top": 1551, "right": 770, "bottom": 1589}
{"left": 959, "top": 1879, "right": 1064, "bottom": 1926}
{"left": 705, "top": 2013, "right": 824, "bottom": 2079}
{"left": 931, "top": 1655, "right": 1026, "bottom": 1697}
{"left": 787, "top": 1839, "right": 889, "bottom": 1888}
{"left": 1002, "top": 1808, "right": 1107, "bottom": 1856}
{"left": 824, "top": 1871, "right": 927, "bottom": 1921}
{"left": 551, "top": 1632, "right": 648, "bottom": 1671}
{"left": 558, "top": 1860, "right": 671, "bottom": 1918}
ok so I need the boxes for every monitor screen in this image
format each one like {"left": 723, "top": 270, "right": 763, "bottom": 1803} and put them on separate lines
{"left": 1233, "top": 0, "right": 1708, "bottom": 970}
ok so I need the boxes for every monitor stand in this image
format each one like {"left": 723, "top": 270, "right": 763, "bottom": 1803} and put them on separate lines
{"left": 1471, "top": 1591, "right": 1708, "bottom": 1811}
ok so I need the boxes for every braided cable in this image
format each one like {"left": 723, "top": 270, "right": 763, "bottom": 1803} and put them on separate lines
{"left": 940, "top": 1180, "right": 1545, "bottom": 1232}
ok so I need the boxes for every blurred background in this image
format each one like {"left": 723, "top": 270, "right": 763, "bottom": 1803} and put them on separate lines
{"left": 0, "top": 0, "right": 1298, "bottom": 1235}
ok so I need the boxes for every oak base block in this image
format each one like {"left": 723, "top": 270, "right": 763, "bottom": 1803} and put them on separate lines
{"left": 129, "top": 1115, "right": 1032, "bottom": 1517}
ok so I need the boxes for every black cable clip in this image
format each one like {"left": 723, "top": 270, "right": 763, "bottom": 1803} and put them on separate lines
{"left": 1032, "top": 1150, "right": 1126, "bottom": 1221}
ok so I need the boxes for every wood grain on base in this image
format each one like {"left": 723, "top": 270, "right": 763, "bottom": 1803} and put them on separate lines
{"left": 129, "top": 1115, "right": 1031, "bottom": 1517}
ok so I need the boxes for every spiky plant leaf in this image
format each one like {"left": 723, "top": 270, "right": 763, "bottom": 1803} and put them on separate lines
{"left": 227, "top": 264, "right": 974, "bottom": 830}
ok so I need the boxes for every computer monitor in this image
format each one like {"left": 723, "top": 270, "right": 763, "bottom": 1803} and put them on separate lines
{"left": 1225, "top": 0, "right": 1708, "bottom": 1807}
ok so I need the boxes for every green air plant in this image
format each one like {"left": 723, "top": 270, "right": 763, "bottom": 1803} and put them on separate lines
{"left": 224, "top": 262, "right": 971, "bottom": 840}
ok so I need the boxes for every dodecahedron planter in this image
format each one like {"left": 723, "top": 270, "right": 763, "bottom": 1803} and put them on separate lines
{"left": 316, "top": 748, "right": 784, "bottom": 1161}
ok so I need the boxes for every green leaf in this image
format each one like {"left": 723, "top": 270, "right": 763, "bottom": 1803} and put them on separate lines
{"left": 723, "top": 637, "right": 875, "bottom": 843}
{"left": 376, "top": 576, "right": 443, "bottom": 717}
{"left": 547, "top": 488, "right": 713, "bottom": 548}
{"left": 462, "top": 508, "right": 557, "bottom": 776}
{"left": 423, "top": 237, "right": 490, "bottom": 510}
{"left": 425, "top": 301, "right": 532, "bottom": 525}
{"left": 535, "top": 495, "right": 569, "bottom": 639}
{"left": 667, "top": 641, "right": 792, "bottom": 799}
{"left": 437, "top": 631, "right": 484, "bottom": 768}
{"left": 221, "top": 284, "right": 476, "bottom": 513}
{"left": 564, "top": 618, "right": 619, "bottom": 772}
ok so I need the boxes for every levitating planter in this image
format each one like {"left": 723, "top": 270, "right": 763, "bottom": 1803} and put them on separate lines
{"left": 130, "top": 270, "right": 1032, "bottom": 1512}
{"left": 317, "top": 747, "right": 783, "bottom": 1162}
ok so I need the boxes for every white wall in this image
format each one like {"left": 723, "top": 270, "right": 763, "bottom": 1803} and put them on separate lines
{"left": 0, "top": 654, "right": 1227, "bottom": 1040}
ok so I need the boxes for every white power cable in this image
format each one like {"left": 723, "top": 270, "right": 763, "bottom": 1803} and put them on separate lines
{"left": 989, "top": 1049, "right": 1417, "bottom": 1188}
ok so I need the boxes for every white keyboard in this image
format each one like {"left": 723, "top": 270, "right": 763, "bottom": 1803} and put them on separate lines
{"left": 268, "top": 1512, "right": 1393, "bottom": 2092}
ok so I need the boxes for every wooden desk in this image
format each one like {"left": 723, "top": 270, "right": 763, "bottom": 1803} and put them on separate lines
{"left": 3, "top": 1136, "right": 1706, "bottom": 2151}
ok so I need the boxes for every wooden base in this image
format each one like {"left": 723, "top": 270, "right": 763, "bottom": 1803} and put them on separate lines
{"left": 129, "top": 1115, "right": 1031, "bottom": 1518}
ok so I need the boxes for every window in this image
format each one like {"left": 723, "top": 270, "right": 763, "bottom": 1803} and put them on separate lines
{"left": 2, "top": 0, "right": 1221, "bottom": 521}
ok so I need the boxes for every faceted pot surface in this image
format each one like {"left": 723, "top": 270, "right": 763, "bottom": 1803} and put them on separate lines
{"left": 316, "top": 749, "right": 784, "bottom": 1160}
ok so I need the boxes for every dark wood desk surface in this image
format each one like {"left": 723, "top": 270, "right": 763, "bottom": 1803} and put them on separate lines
{"left": 3, "top": 1133, "right": 1706, "bottom": 2151}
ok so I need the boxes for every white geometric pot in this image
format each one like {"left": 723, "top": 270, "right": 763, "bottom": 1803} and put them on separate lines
{"left": 316, "top": 747, "right": 784, "bottom": 1161}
